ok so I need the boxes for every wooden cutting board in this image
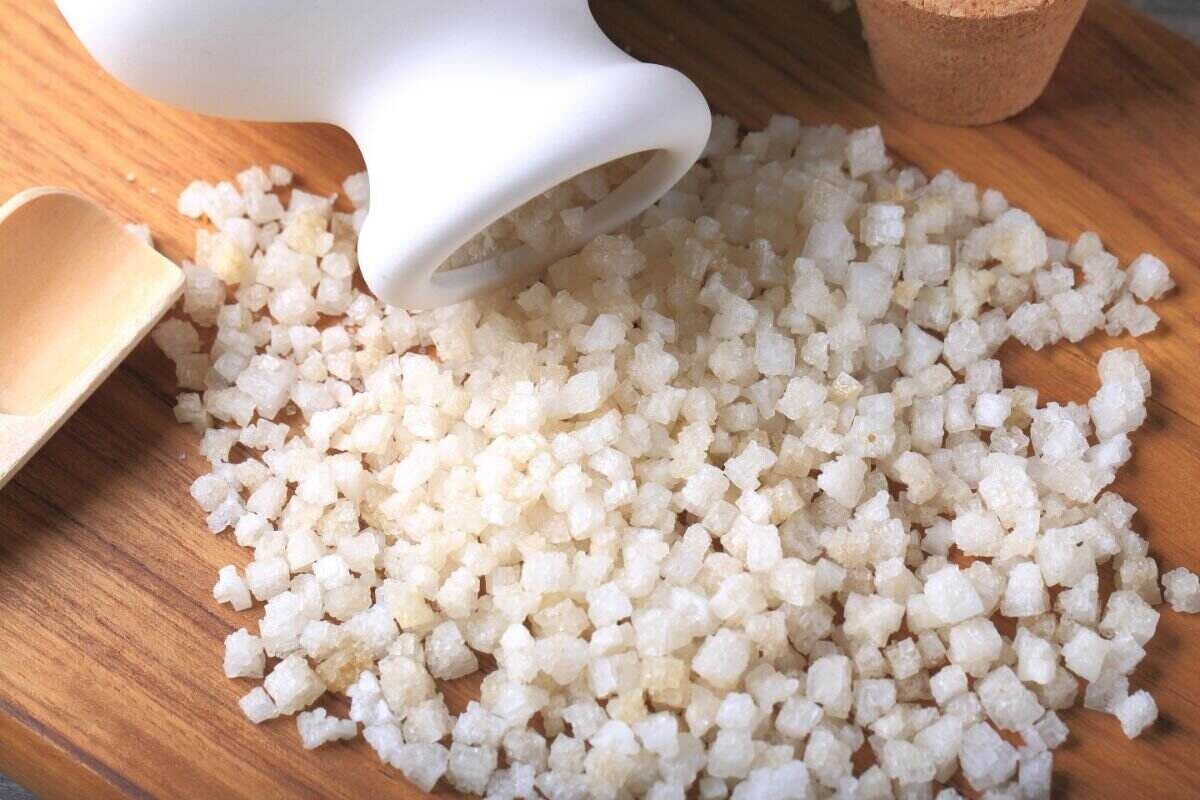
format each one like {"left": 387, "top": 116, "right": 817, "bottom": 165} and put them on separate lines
{"left": 1, "top": 1, "right": 1198, "bottom": 797}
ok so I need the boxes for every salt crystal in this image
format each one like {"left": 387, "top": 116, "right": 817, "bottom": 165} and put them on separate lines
{"left": 1113, "top": 690, "right": 1157, "bottom": 739}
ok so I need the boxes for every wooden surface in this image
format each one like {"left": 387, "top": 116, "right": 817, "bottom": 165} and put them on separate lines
{"left": 0, "top": 0, "right": 1198, "bottom": 797}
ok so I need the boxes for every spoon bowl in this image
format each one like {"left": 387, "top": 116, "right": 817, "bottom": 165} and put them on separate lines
{"left": 0, "top": 188, "right": 182, "bottom": 490}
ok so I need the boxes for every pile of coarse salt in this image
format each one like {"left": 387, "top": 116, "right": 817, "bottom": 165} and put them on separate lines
{"left": 153, "top": 115, "right": 1196, "bottom": 799}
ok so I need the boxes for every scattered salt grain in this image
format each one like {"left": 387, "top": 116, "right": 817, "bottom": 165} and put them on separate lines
{"left": 297, "top": 707, "right": 357, "bottom": 749}
{"left": 124, "top": 222, "right": 152, "bottom": 246}
{"left": 238, "top": 686, "right": 279, "bottom": 724}
{"left": 268, "top": 164, "right": 293, "bottom": 186}
{"left": 264, "top": 654, "right": 325, "bottom": 715}
{"left": 213, "top": 565, "right": 252, "bottom": 611}
{"left": 1113, "top": 689, "right": 1158, "bottom": 739}
{"left": 224, "top": 628, "right": 266, "bottom": 678}
{"left": 1163, "top": 567, "right": 1200, "bottom": 613}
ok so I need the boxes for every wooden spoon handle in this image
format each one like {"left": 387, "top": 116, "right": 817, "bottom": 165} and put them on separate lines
{"left": 0, "top": 410, "right": 52, "bottom": 491}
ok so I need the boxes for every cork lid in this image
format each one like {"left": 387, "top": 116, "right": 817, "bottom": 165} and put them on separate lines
{"left": 857, "top": 0, "right": 1088, "bottom": 125}
{"left": 899, "top": 0, "right": 1054, "bottom": 18}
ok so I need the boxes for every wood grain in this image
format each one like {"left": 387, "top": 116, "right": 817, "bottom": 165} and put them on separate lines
{"left": 0, "top": 1, "right": 1197, "bottom": 797}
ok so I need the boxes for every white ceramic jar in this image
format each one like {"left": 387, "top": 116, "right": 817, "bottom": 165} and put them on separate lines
{"left": 57, "top": 1, "right": 712, "bottom": 308}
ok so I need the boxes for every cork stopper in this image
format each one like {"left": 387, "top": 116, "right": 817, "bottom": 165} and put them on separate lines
{"left": 857, "top": 0, "right": 1088, "bottom": 125}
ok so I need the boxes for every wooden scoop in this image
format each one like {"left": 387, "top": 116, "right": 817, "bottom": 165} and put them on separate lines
{"left": 0, "top": 188, "right": 182, "bottom": 490}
